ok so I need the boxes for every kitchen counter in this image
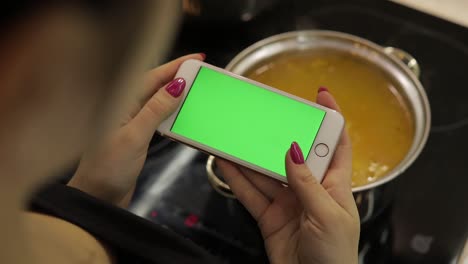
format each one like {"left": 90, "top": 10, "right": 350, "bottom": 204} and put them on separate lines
{"left": 391, "top": 0, "right": 468, "bottom": 28}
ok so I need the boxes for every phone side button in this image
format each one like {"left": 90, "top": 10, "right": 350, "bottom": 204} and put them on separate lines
{"left": 314, "top": 143, "right": 329, "bottom": 157}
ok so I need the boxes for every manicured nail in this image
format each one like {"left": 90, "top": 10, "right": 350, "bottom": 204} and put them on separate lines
{"left": 318, "top": 86, "right": 329, "bottom": 93}
{"left": 166, "top": 78, "right": 185, "bottom": 97}
{"left": 199, "top": 53, "right": 206, "bottom": 60}
{"left": 290, "top": 141, "right": 304, "bottom": 164}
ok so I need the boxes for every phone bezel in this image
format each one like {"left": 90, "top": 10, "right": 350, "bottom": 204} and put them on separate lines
{"left": 158, "top": 59, "right": 344, "bottom": 183}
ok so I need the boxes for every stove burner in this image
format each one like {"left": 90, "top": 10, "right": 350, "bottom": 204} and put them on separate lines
{"left": 300, "top": 5, "right": 468, "bottom": 133}
{"left": 387, "top": 30, "right": 468, "bottom": 133}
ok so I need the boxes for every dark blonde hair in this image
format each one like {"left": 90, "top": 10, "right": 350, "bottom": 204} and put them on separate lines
{"left": 2, "top": 1, "right": 154, "bottom": 81}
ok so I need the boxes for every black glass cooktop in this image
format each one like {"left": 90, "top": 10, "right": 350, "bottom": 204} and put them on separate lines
{"left": 130, "top": 1, "right": 468, "bottom": 263}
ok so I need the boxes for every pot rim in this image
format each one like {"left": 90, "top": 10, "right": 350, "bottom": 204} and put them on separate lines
{"left": 226, "top": 30, "right": 431, "bottom": 193}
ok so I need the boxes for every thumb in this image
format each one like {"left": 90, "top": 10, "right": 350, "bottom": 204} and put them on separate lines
{"left": 286, "top": 142, "right": 334, "bottom": 216}
{"left": 131, "top": 77, "right": 186, "bottom": 140}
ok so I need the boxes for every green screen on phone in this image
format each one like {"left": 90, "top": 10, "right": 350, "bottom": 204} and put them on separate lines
{"left": 171, "top": 66, "right": 326, "bottom": 176}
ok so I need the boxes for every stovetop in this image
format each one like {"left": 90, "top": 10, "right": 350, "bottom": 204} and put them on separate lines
{"left": 129, "top": 1, "right": 468, "bottom": 263}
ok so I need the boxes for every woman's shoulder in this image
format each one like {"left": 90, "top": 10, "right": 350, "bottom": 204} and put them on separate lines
{"left": 28, "top": 183, "right": 220, "bottom": 264}
{"left": 22, "top": 211, "right": 113, "bottom": 264}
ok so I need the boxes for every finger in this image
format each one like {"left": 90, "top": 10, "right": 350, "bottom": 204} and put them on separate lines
{"left": 142, "top": 53, "right": 205, "bottom": 103}
{"left": 285, "top": 142, "right": 334, "bottom": 216}
{"left": 316, "top": 89, "right": 352, "bottom": 186}
{"left": 216, "top": 159, "right": 270, "bottom": 220}
{"left": 218, "top": 162, "right": 300, "bottom": 240}
{"left": 130, "top": 78, "right": 186, "bottom": 140}
{"left": 237, "top": 166, "right": 285, "bottom": 200}
{"left": 316, "top": 87, "right": 351, "bottom": 146}
{"left": 316, "top": 88, "right": 355, "bottom": 214}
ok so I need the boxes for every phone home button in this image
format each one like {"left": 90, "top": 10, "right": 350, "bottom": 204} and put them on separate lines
{"left": 314, "top": 143, "right": 329, "bottom": 157}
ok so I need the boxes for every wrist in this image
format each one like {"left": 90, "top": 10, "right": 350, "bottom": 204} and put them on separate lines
{"left": 67, "top": 173, "right": 133, "bottom": 208}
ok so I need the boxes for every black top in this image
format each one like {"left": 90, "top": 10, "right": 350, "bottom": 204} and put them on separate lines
{"left": 29, "top": 183, "right": 219, "bottom": 264}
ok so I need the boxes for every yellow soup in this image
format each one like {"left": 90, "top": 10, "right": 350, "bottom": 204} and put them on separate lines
{"left": 245, "top": 50, "right": 414, "bottom": 186}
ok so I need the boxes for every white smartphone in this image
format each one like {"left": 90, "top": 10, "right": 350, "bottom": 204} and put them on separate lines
{"left": 158, "top": 59, "right": 344, "bottom": 183}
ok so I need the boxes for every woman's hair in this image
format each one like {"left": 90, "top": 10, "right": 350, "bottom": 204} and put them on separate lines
{"left": 1, "top": 2, "right": 122, "bottom": 30}
{"left": 0, "top": 0, "right": 157, "bottom": 99}
{"left": 0, "top": 1, "right": 151, "bottom": 56}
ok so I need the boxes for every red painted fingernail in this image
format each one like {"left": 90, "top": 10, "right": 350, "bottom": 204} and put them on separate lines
{"left": 290, "top": 142, "right": 304, "bottom": 164}
{"left": 318, "top": 86, "right": 329, "bottom": 93}
{"left": 166, "top": 78, "right": 185, "bottom": 97}
{"left": 199, "top": 53, "right": 206, "bottom": 60}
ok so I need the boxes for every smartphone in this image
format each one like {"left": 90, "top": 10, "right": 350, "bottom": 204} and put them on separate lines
{"left": 158, "top": 59, "right": 344, "bottom": 183}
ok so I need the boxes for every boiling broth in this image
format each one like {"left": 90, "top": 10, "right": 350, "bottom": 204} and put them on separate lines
{"left": 245, "top": 50, "right": 414, "bottom": 186}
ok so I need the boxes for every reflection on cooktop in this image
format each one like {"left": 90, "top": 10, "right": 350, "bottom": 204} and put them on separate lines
{"left": 131, "top": 145, "right": 268, "bottom": 263}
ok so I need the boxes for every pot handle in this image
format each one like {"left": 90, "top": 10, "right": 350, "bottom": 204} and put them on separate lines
{"left": 206, "top": 155, "right": 236, "bottom": 198}
{"left": 383, "top": 47, "right": 421, "bottom": 78}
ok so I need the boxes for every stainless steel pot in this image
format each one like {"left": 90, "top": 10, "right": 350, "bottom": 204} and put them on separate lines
{"left": 207, "top": 30, "right": 431, "bottom": 223}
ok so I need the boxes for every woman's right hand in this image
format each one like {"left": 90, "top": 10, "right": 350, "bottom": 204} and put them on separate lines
{"left": 217, "top": 88, "right": 360, "bottom": 264}
{"left": 68, "top": 54, "right": 204, "bottom": 207}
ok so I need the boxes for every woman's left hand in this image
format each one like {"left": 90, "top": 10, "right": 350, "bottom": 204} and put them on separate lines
{"left": 68, "top": 54, "right": 204, "bottom": 207}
